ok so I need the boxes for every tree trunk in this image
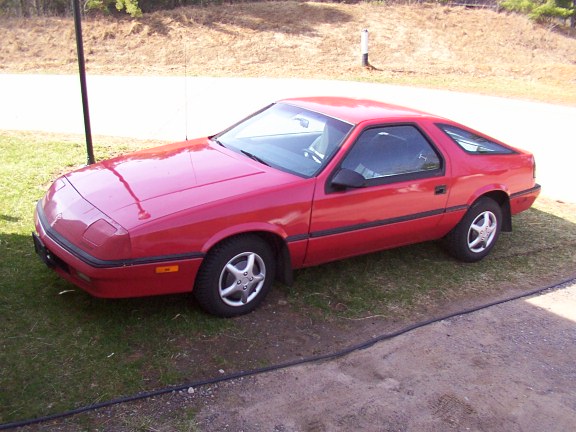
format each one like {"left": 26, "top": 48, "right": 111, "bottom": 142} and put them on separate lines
{"left": 19, "top": 0, "right": 27, "bottom": 17}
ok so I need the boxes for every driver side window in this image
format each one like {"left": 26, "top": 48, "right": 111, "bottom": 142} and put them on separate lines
{"left": 341, "top": 125, "right": 441, "bottom": 180}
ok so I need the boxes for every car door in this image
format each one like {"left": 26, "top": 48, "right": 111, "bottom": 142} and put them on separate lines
{"left": 305, "top": 123, "right": 452, "bottom": 266}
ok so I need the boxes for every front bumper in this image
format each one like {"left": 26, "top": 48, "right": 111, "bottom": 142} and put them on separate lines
{"left": 33, "top": 206, "right": 204, "bottom": 299}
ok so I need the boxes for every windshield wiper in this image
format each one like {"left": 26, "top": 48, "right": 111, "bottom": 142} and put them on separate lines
{"left": 241, "top": 150, "right": 270, "bottom": 167}
{"left": 210, "top": 136, "right": 226, "bottom": 148}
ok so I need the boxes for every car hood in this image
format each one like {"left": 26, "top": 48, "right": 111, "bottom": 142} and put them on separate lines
{"left": 63, "top": 138, "right": 291, "bottom": 229}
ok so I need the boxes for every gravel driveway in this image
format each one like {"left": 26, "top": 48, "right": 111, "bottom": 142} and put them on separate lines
{"left": 195, "top": 280, "right": 576, "bottom": 431}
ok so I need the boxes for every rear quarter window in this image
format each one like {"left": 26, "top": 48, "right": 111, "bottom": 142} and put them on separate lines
{"left": 437, "top": 124, "right": 515, "bottom": 155}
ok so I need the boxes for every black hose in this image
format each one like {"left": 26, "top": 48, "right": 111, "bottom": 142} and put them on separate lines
{"left": 2, "top": 275, "right": 575, "bottom": 431}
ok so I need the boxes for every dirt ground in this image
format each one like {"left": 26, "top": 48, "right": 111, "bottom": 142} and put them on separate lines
{"left": 194, "top": 280, "right": 576, "bottom": 431}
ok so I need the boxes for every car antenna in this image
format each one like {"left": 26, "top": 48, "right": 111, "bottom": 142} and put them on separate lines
{"left": 183, "top": 35, "right": 189, "bottom": 141}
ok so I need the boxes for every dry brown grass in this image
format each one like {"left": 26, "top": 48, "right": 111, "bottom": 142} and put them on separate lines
{"left": 1, "top": 1, "right": 576, "bottom": 103}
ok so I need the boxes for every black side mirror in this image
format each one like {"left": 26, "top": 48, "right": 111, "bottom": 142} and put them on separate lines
{"left": 331, "top": 168, "right": 366, "bottom": 190}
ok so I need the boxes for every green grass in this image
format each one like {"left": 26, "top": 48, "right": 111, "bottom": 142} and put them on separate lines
{"left": 290, "top": 203, "right": 576, "bottom": 318}
{"left": 0, "top": 133, "right": 230, "bottom": 424}
{"left": 1, "top": 132, "right": 575, "bottom": 426}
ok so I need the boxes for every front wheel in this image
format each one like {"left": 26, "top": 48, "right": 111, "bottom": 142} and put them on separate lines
{"left": 444, "top": 197, "right": 502, "bottom": 263}
{"left": 194, "top": 235, "right": 275, "bottom": 317}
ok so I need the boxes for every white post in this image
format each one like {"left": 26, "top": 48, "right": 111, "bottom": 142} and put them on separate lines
{"left": 361, "top": 29, "right": 369, "bottom": 67}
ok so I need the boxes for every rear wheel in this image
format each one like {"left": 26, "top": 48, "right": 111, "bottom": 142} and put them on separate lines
{"left": 444, "top": 197, "right": 502, "bottom": 262}
{"left": 194, "top": 235, "right": 275, "bottom": 317}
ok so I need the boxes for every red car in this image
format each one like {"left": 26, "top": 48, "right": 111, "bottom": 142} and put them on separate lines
{"left": 33, "top": 97, "right": 540, "bottom": 316}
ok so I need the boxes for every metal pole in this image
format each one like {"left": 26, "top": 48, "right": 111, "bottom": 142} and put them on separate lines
{"left": 361, "top": 29, "right": 369, "bottom": 68}
{"left": 73, "top": 0, "right": 95, "bottom": 165}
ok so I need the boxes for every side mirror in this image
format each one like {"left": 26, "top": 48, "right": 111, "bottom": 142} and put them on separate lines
{"left": 331, "top": 168, "right": 366, "bottom": 189}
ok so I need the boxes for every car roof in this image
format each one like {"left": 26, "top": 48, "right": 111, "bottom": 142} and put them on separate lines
{"left": 279, "top": 96, "right": 438, "bottom": 125}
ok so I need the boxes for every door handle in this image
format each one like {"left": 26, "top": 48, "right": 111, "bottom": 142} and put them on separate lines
{"left": 435, "top": 185, "right": 447, "bottom": 195}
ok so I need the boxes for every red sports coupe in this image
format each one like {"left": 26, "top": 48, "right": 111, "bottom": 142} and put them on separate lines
{"left": 33, "top": 97, "right": 540, "bottom": 316}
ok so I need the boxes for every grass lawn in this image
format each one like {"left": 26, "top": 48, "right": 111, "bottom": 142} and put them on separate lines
{"left": 0, "top": 133, "right": 231, "bottom": 424}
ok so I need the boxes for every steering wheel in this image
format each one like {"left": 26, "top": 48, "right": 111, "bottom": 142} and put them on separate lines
{"left": 302, "top": 136, "right": 324, "bottom": 164}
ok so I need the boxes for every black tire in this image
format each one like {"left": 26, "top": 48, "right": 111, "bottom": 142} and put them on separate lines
{"left": 194, "top": 235, "right": 275, "bottom": 317}
{"left": 444, "top": 197, "right": 502, "bottom": 263}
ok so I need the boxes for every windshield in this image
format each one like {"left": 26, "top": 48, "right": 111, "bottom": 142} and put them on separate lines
{"left": 216, "top": 103, "right": 354, "bottom": 177}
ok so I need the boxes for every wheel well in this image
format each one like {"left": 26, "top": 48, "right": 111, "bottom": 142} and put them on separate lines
{"left": 208, "top": 231, "right": 293, "bottom": 286}
{"left": 480, "top": 190, "right": 512, "bottom": 232}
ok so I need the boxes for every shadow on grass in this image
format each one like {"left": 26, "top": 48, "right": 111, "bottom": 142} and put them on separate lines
{"left": 550, "top": 21, "right": 576, "bottom": 40}
{"left": 0, "top": 214, "right": 19, "bottom": 222}
{"left": 150, "top": 2, "right": 353, "bottom": 36}
{"left": 1, "top": 205, "right": 575, "bottom": 425}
